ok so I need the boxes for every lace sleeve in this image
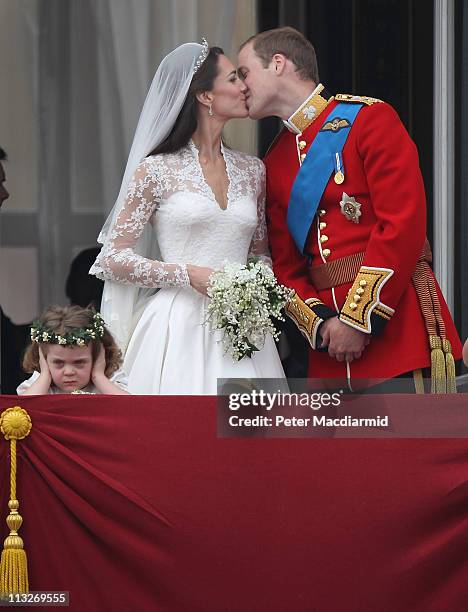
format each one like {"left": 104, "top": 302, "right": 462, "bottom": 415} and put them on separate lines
{"left": 248, "top": 160, "right": 273, "bottom": 267}
{"left": 90, "top": 158, "right": 190, "bottom": 288}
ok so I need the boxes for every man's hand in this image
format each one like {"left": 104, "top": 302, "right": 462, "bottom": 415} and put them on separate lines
{"left": 319, "top": 317, "right": 370, "bottom": 362}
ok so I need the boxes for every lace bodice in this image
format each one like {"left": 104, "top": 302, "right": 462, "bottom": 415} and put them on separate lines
{"left": 90, "top": 140, "right": 271, "bottom": 288}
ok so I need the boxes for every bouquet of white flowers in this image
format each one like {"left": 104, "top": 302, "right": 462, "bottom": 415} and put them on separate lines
{"left": 205, "top": 260, "right": 292, "bottom": 361}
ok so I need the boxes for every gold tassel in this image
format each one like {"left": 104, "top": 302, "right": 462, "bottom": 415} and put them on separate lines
{"left": 442, "top": 339, "right": 457, "bottom": 394}
{"left": 0, "top": 407, "right": 32, "bottom": 595}
{"left": 413, "top": 369, "right": 425, "bottom": 394}
{"left": 429, "top": 335, "right": 446, "bottom": 394}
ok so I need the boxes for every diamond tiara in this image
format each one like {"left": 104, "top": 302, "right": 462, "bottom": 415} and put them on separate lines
{"left": 194, "top": 37, "right": 209, "bottom": 73}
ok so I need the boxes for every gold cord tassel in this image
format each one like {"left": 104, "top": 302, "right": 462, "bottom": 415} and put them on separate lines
{"left": 0, "top": 407, "right": 32, "bottom": 595}
{"left": 413, "top": 369, "right": 425, "bottom": 394}
{"left": 429, "top": 335, "right": 446, "bottom": 394}
{"left": 442, "top": 339, "right": 457, "bottom": 394}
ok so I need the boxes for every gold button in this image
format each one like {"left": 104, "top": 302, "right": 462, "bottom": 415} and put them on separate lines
{"left": 353, "top": 294, "right": 361, "bottom": 303}
{"left": 349, "top": 302, "right": 358, "bottom": 310}
{"left": 320, "top": 235, "right": 328, "bottom": 243}
{"left": 299, "top": 140, "right": 307, "bottom": 150}
{"left": 319, "top": 222, "right": 327, "bottom": 230}
{"left": 322, "top": 248, "right": 331, "bottom": 258}
{"left": 300, "top": 153, "right": 307, "bottom": 162}
{"left": 359, "top": 280, "right": 367, "bottom": 287}
{"left": 356, "top": 287, "right": 364, "bottom": 295}
{"left": 319, "top": 209, "right": 326, "bottom": 217}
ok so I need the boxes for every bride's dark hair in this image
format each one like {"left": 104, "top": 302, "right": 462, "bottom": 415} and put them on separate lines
{"left": 149, "top": 46, "right": 224, "bottom": 156}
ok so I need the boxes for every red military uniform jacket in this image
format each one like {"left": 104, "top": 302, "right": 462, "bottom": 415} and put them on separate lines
{"left": 264, "top": 85, "right": 462, "bottom": 385}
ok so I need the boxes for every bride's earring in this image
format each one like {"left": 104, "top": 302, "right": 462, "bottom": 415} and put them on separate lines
{"left": 208, "top": 103, "right": 214, "bottom": 117}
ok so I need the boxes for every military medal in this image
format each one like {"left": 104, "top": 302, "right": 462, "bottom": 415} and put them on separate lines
{"left": 334, "top": 171, "right": 344, "bottom": 184}
{"left": 340, "top": 192, "right": 362, "bottom": 223}
{"left": 334, "top": 152, "right": 345, "bottom": 184}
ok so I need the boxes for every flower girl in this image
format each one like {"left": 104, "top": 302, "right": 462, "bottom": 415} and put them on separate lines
{"left": 18, "top": 305, "right": 129, "bottom": 395}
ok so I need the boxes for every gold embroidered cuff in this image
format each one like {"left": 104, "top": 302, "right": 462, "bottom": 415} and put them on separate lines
{"left": 339, "top": 266, "right": 394, "bottom": 334}
{"left": 285, "top": 293, "right": 324, "bottom": 350}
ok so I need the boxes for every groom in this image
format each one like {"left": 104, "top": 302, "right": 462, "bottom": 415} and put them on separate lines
{"left": 238, "top": 27, "right": 462, "bottom": 390}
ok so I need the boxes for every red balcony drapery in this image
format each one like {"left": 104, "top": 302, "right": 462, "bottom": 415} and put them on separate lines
{"left": 0, "top": 394, "right": 467, "bottom": 611}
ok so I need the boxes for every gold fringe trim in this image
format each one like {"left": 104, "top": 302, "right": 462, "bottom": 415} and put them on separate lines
{"left": 0, "top": 407, "right": 32, "bottom": 595}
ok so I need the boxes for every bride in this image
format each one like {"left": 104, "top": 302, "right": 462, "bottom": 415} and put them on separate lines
{"left": 90, "top": 39, "right": 286, "bottom": 394}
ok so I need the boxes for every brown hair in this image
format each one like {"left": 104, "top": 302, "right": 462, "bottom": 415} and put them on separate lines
{"left": 23, "top": 305, "right": 122, "bottom": 377}
{"left": 241, "top": 27, "right": 319, "bottom": 83}
{"left": 150, "top": 46, "right": 224, "bottom": 156}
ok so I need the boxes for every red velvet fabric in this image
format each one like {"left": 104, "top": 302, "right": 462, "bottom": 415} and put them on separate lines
{"left": 0, "top": 394, "right": 467, "bottom": 611}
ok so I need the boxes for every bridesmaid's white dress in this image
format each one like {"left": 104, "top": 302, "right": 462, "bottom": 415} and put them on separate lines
{"left": 90, "top": 140, "right": 285, "bottom": 394}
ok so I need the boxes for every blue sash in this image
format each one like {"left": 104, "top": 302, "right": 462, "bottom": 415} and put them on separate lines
{"left": 287, "top": 103, "right": 363, "bottom": 254}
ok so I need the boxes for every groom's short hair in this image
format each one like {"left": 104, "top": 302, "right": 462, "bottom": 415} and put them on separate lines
{"left": 241, "top": 27, "right": 319, "bottom": 83}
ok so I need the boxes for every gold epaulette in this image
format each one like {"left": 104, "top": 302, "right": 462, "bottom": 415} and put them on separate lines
{"left": 335, "top": 93, "right": 384, "bottom": 106}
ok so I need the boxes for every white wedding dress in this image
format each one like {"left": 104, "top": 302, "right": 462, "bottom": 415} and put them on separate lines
{"left": 90, "top": 140, "right": 285, "bottom": 394}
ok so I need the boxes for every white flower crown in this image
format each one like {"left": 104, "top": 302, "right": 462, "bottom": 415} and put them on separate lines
{"left": 30, "top": 311, "right": 105, "bottom": 347}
